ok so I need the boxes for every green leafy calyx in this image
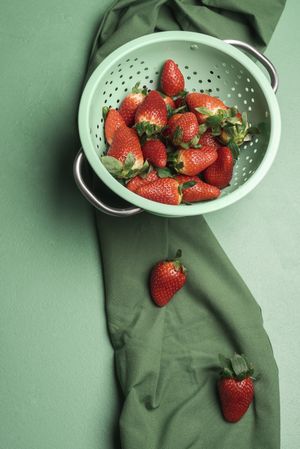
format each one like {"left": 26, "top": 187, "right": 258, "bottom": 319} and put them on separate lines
{"left": 217, "top": 112, "right": 259, "bottom": 147}
{"left": 219, "top": 353, "right": 256, "bottom": 381}
{"left": 157, "top": 167, "right": 173, "bottom": 178}
{"left": 131, "top": 82, "right": 147, "bottom": 96}
{"left": 101, "top": 154, "right": 149, "bottom": 180}
{"left": 102, "top": 106, "right": 109, "bottom": 120}
{"left": 172, "top": 126, "right": 183, "bottom": 144}
{"left": 135, "top": 121, "right": 162, "bottom": 137}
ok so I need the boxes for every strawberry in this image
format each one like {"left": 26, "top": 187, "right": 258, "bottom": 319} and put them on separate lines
{"left": 203, "top": 146, "right": 234, "bottom": 189}
{"left": 142, "top": 139, "right": 167, "bottom": 168}
{"left": 175, "top": 175, "right": 220, "bottom": 202}
{"left": 218, "top": 353, "right": 255, "bottom": 423}
{"left": 163, "top": 113, "right": 182, "bottom": 139}
{"left": 127, "top": 170, "right": 159, "bottom": 192}
{"left": 173, "top": 146, "right": 218, "bottom": 176}
{"left": 107, "top": 127, "right": 143, "bottom": 166}
{"left": 160, "top": 59, "right": 185, "bottom": 97}
{"left": 186, "top": 93, "right": 227, "bottom": 124}
{"left": 103, "top": 108, "right": 126, "bottom": 145}
{"left": 198, "top": 130, "right": 220, "bottom": 151}
{"left": 136, "top": 178, "right": 181, "bottom": 205}
{"left": 101, "top": 126, "right": 145, "bottom": 179}
{"left": 135, "top": 90, "right": 168, "bottom": 137}
{"left": 119, "top": 83, "right": 146, "bottom": 127}
{"left": 169, "top": 112, "right": 199, "bottom": 148}
{"left": 160, "top": 93, "right": 176, "bottom": 112}
{"left": 150, "top": 249, "right": 187, "bottom": 307}
{"left": 174, "top": 174, "right": 201, "bottom": 184}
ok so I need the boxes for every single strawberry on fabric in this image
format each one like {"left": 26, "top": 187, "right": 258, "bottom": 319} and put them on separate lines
{"left": 169, "top": 112, "right": 200, "bottom": 148}
{"left": 160, "top": 59, "right": 185, "bottom": 97}
{"left": 203, "top": 146, "right": 234, "bottom": 189}
{"left": 186, "top": 92, "right": 227, "bottom": 124}
{"left": 136, "top": 178, "right": 182, "bottom": 205}
{"left": 172, "top": 146, "right": 218, "bottom": 176}
{"left": 103, "top": 108, "right": 126, "bottom": 145}
{"left": 119, "top": 82, "right": 147, "bottom": 126}
{"left": 126, "top": 169, "right": 159, "bottom": 192}
{"left": 135, "top": 90, "right": 167, "bottom": 137}
{"left": 175, "top": 175, "right": 220, "bottom": 202}
{"left": 150, "top": 249, "right": 187, "bottom": 307}
{"left": 101, "top": 126, "right": 145, "bottom": 179}
{"left": 218, "top": 353, "right": 255, "bottom": 423}
{"left": 142, "top": 139, "right": 167, "bottom": 168}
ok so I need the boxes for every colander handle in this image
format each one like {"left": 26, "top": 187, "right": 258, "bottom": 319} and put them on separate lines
{"left": 73, "top": 150, "right": 143, "bottom": 217}
{"left": 224, "top": 40, "right": 279, "bottom": 93}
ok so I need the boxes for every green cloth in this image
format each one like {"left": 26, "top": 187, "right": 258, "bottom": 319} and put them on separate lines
{"left": 88, "top": 1, "right": 285, "bottom": 447}
{"left": 87, "top": 0, "right": 285, "bottom": 75}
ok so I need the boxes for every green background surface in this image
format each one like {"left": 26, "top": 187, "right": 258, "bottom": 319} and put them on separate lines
{"left": 0, "top": 1, "right": 299, "bottom": 448}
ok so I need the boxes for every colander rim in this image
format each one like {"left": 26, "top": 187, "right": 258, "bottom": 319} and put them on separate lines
{"left": 78, "top": 31, "right": 281, "bottom": 217}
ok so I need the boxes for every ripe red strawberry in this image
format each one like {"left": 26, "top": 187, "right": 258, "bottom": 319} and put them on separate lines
{"left": 218, "top": 353, "right": 255, "bottom": 423}
{"left": 203, "top": 146, "right": 234, "bottom": 189}
{"left": 136, "top": 178, "right": 182, "bottom": 205}
{"left": 169, "top": 112, "right": 199, "bottom": 148}
{"left": 104, "top": 108, "right": 126, "bottom": 145}
{"left": 160, "top": 59, "right": 185, "bottom": 97}
{"left": 186, "top": 93, "right": 227, "bottom": 124}
{"left": 107, "top": 127, "right": 143, "bottom": 167}
{"left": 174, "top": 174, "right": 201, "bottom": 184}
{"left": 163, "top": 113, "right": 182, "bottom": 138}
{"left": 150, "top": 249, "right": 187, "bottom": 307}
{"left": 175, "top": 175, "right": 220, "bottom": 202}
{"left": 101, "top": 126, "right": 144, "bottom": 178}
{"left": 119, "top": 83, "right": 146, "bottom": 126}
{"left": 173, "top": 146, "right": 218, "bottom": 176}
{"left": 127, "top": 170, "right": 159, "bottom": 192}
{"left": 135, "top": 90, "right": 167, "bottom": 137}
{"left": 198, "top": 130, "right": 220, "bottom": 151}
{"left": 161, "top": 94, "right": 176, "bottom": 111}
{"left": 142, "top": 139, "right": 167, "bottom": 168}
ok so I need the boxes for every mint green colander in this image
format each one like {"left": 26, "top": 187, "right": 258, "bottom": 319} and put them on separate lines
{"left": 74, "top": 31, "right": 280, "bottom": 217}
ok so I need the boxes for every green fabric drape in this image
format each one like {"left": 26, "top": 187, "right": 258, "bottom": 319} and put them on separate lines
{"left": 86, "top": 1, "right": 285, "bottom": 447}
{"left": 87, "top": 0, "right": 285, "bottom": 76}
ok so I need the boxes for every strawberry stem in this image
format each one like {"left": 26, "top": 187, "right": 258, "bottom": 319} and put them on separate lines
{"left": 172, "top": 249, "right": 187, "bottom": 273}
{"left": 175, "top": 249, "right": 182, "bottom": 259}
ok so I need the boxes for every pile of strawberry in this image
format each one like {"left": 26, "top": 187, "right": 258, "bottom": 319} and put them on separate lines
{"left": 101, "top": 59, "right": 257, "bottom": 205}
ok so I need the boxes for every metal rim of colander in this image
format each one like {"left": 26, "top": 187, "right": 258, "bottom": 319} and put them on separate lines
{"left": 78, "top": 31, "right": 281, "bottom": 217}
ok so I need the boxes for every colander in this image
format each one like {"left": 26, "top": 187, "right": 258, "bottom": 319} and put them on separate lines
{"left": 74, "top": 31, "right": 280, "bottom": 217}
